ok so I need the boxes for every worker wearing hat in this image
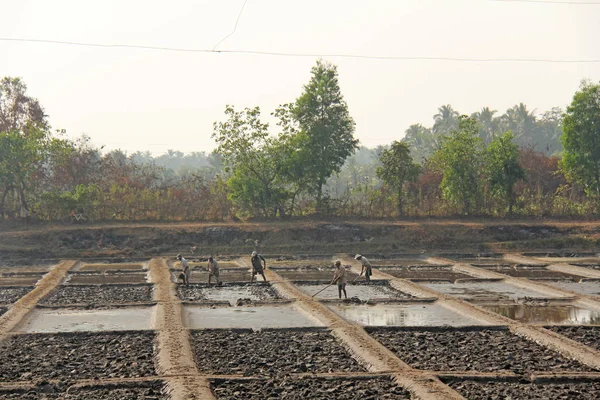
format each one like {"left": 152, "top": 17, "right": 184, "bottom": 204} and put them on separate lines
{"left": 177, "top": 254, "right": 191, "bottom": 284}
{"left": 355, "top": 254, "right": 372, "bottom": 282}
{"left": 250, "top": 251, "right": 267, "bottom": 283}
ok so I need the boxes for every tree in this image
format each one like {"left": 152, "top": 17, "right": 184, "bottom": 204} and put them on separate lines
{"left": 560, "top": 81, "right": 600, "bottom": 200}
{"left": 486, "top": 131, "right": 525, "bottom": 215}
{"left": 471, "top": 107, "right": 500, "bottom": 144}
{"left": 402, "top": 124, "right": 436, "bottom": 162}
{"left": 288, "top": 60, "right": 358, "bottom": 210}
{"left": 433, "top": 104, "right": 460, "bottom": 136}
{"left": 0, "top": 77, "right": 47, "bottom": 133}
{"left": 432, "top": 116, "right": 484, "bottom": 214}
{"left": 376, "top": 141, "right": 420, "bottom": 216}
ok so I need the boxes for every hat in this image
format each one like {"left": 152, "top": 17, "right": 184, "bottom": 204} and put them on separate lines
{"left": 176, "top": 254, "right": 182, "bottom": 260}
{"left": 251, "top": 251, "right": 257, "bottom": 257}
{"left": 354, "top": 254, "right": 362, "bottom": 260}
{"left": 335, "top": 260, "right": 341, "bottom": 266}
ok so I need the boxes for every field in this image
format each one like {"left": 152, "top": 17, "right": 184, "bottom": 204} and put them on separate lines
{"left": 0, "top": 220, "right": 599, "bottom": 399}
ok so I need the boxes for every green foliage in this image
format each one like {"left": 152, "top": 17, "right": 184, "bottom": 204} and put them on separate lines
{"left": 486, "top": 131, "right": 525, "bottom": 215}
{"left": 560, "top": 80, "right": 600, "bottom": 199}
{"left": 376, "top": 141, "right": 420, "bottom": 216}
{"left": 432, "top": 116, "right": 485, "bottom": 214}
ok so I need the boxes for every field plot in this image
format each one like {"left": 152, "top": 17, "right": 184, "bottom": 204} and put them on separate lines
{"left": 482, "top": 303, "right": 600, "bottom": 324}
{"left": 545, "top": 279, "right": 600, "bottom": 296}
{"left": 0, "top": 273, "right": 43, "bottom": 286}
{"left": 0, "top": 381, "right": 168, "bottom": 400}
{"left": 177, "top": 282, "right": 281, "bottom": 304}
{"left": 65, "top": 272, "right": 148, "bottom": 285}
{"left": 421, "top": 280, "right": 564, "bottom": 301}
{"left": 296, "top": 280, "right": 414, "bottom": 300}
{"left": 40, "top": 284, "right": 153, "bottom": 306}
{"left": 171, "top": 268, "right": 251, "bottom": 283}
{"left": 272, "top": 266, "right": 358, "bottom": 281}
{"left": 0, "top": 286, "right": 34, "bottom": 304}
{"left": 377, "top": 265, "right": 475, "bottom": 281}
{"left": 79, "top": 262, "right": 146, "bottom": 272}
{"left": 547, "top": 326, "right": 600, "bottom": 351}
{"left": 475, "top": 264, "right": 585, "bottom": 280}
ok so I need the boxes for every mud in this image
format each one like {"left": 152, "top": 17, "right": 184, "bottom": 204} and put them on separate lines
{"left": 367, "top": 326, "right": 594, "bottom": 372}
{"left": 0, "top": 286, "right": 34, "bottom": 304}
{"left": 177, "top": 283, "right": 281, "bottom": 304}
{"left": 482, "top": 304, "right": 600, "bottom": 325}
{"left": 210, "top": 376, "right": 411, "bottom": 399}
{"left": 15, "top": 306, "right": 156, "bottom": 332}
{"left": 0, "top": 331, "right": 156, "bottom": 381}
{"left": 183, "top": 304, "right": 323, "bottom": 329}
{"left": 0, "top": 307, "right": 6, "bottom": 316}
{"left": 453, "top": 257, "right": 506, "bottom": 265}
{"left": 65, "top": 272, "right": 148, "bottom": 285}
{"left": 378, "top": 266, "right": 474, "bottom": 281}
{"left": 0, "top": 381, "right": 168, "bottom": 400}
{"left": 445, "top": 377, "right": 600, "bottom": 400}
{"left": 545, "top": 280, "right": 600, "bottom": 296}
{"left": 421, "top": 280, "right": 563, "bottom": 301}
{"left": 328, "top": 303, "right": 484, "bottom": 327}
{"left": 0, "top": 274, "right": 43, "bottom": 286}
{"left": 371, "top": 258, "right": 431, "bottom": 267}
{"left": 477, "top": 265, "right": 584, "bottom": 280}
{"left": 80, "top": 263, "right": 145, "bottom": 272}
{"left": 296, "top": 281, "right": 414, "bottom": 300}
{"left": 571, "top": 263, "right": 600, "bottom": 270}
{"left": 40, "top": 284, "right": 153, "bottom": 306}
{"left": 547, "top": 326, "right": 600, "bottom": 351}
{"left": 171, "top": 269, "right": 252, "bottom": 284}
{"left": 273, "top": 267, "right": 359, "bottom": 282}
{"left": 191, "top": 328, "right": 365, "bottom": 375}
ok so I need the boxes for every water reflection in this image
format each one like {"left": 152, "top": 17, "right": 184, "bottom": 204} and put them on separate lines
{"left": 546, "top": 281, "right": 600, "bottom": 297}
{"left": 483, "top": 305, "right": 600, "bottom": 324}
{"left": 422, "top": 281, "right": 559, "bottom": 301}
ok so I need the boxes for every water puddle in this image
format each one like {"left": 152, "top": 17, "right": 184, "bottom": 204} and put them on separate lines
{"left": 328, "top": 303, "right": 483, "bottom": 326}
{"left": 295, "top": 282, "right": 412, "bottom": 300}
{"left": 545, "top": 280, "right": 600, "bottom": 297}
{"left": 15, "top": 306, "right": 155, "bottom": 332}
{"left": 65, "top": 273, "right": 148, "bottom": 285}
{"left": 378, "top": 266, "right": 474, "bottom": 281}
{"left": 183, "top": 304, "right": 322, "bottom": 329}
{"left": 421, "top": 281, "right": 563, "bottom": 301}
{"left": 478, "top": 266, "right": 583, "bottom": 280}
{"left": 482, "top": 304, "right": 600, "bottom": 324}
{"left": 80, "top": 263, "right": 145, "bottom": 272}
{"left": 178, "top": 283, "right": 281, "bottom": 305}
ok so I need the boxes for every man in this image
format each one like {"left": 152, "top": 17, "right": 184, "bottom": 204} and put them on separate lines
{"left": 177, "top": 254, "right": 191, "bottom": 284}
{"left": 250, "top": 251, "right": 267, "bottom": 282}
{"left": 355, "top": 254, "right": 372, "bottom": 283}
{"left": 331, "top": 260, "right": 347, "bottom": 299}
{"left": 207, "top": 256, "right": 221, "bottom": 286}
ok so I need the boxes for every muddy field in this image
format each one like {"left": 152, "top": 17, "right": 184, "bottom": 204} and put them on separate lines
{"left": 547, "top": 326, "right": 600, "bottom": 351}
{"left": 0, "top": 381, "right": 168, "bottom": 400}
{"left": 0, "top": 286, "right": 34, "bottom": 304}
{"left": 210, "top": 376, "right": 411, "bottom": 399}
{"left": 177, "top": 282, "right": 281, "bottom": 303}
{"left": 191, "top": 328, "right": 365, "bottom": 375}
{"left": 40, "top": 284, "right": 153, "bottom": 306}
{"left": 367, "top": 326, "right": 593, "bottom": 372}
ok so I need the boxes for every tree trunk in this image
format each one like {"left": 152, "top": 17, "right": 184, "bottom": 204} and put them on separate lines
{"left": 397, "top": 186, "right": 404, "bottom": 217}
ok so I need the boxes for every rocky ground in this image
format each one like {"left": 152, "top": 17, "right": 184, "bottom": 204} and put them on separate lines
{"left": 39, "top": 284, "right": 153, "bottom": 306}
{"left": 547, "top": 326, "right": 600, "bottom": 351}
{"left": 0, "top": 381, "right": 167, "bottom": 400}
{"left": 65, "top": 272, "right": 148, "bottom": 285}
{"left": 445, "top": 378, "right": 600, "bottom": 399}
{"left": 0, "top": 286, "right": 34, "bottom": 304}
{"left": 191, "top": 328, "right": 365, "bottom": 375}
{"left": 210, "top": 376, "right": 411, "bottom": 399}
{"left": 380, "top": 268, "right": 473, "bottom": 282}
{"left": 177, "top": 283, "right": 281, "bottom": 302}
{"left": 0, "top": 331, "right": 156, "bottom": 381}
{"left": 367, "top": 327, "right": 593, "bottom": 373}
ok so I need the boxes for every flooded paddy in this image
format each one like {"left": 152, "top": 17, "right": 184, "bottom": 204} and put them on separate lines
{"left": 191, "top": 328, "right": 365, "bottom": 375}
{"left": 177, "top": 282, "right": 281, "bottom": 304}
{"left": 296, "top": 281, "right": 414, "bottom": 300}
{"left": 421, "top": 280, "right": 563, "bottom": 301}
{"left": 377, "top": 265, "right": 475, "bottom": 281}
{"left": 477, "top": 265, "right": 584, "bottom": 280}
{"left": 183, "top": 304, "right": 321, "bottom": 329}
{"left": 544, "top": 279, "right": 600, "bottom": 296}
{"left": 328, "top": 303, "right": 484, "bottom": 327}
{"left": 15, "top": 306, "right": 155, "bottom": 332}
{"left": 482, "top": 304, "right": 600, "bottom": 325}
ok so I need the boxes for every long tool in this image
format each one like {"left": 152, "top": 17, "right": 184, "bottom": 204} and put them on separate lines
{"left": 311, "top": 283, "right": 333, "bottom": 298}
{"left": 351, "top": 275, "right": 361, "bottom": 284}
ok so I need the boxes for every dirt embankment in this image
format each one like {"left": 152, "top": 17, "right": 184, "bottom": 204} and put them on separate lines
{"left": 1, "top": 220, "right": 599, "bottom": 261}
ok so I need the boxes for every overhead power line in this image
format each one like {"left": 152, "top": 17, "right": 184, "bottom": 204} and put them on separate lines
{"left": 1, "top": 37, "right": 599, "bottom": 63}
{"left": 212, "top": 0, "right": 249, "bottom": 51}
{"left": 490, "top": 0, "right": 600, "bottom": 4}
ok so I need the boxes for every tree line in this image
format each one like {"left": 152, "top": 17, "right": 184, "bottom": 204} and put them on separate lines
{"left": 1, "top": 69, "right": 599, "bottom": 222}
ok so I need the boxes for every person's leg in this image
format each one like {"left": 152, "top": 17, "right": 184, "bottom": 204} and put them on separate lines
{"left": 342, "top": 284, "right": 347, "bottom": 299}
{"left": 251, "top": 271, "right": 255, "bottom": 283}
{"left": 208, "top": 273, "right": 212, "bottom": 285}
{"left": 261, "top": 272, "right": 267, "bottom": 282}
{"left": 366, "top": 267, "right": 371, "bottom": 282}
{"left": 338, "top": 284, "right": 342, "bottom": 299}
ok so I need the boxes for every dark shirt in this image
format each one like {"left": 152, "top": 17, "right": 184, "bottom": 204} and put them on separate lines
{"left": 251, "top": 255, "right": 265, "bottom": 271}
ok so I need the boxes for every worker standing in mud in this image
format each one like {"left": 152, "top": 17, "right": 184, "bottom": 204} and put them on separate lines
{"left": 250, "top": 251, "right": 268, "bottom": 282}
{"left": 332, "top": 260, "right": 348, "bottom": 299}
{"left": 177, "top": 254, "right": 191, "bottom": 284}
{"left": 207, "top": 256, "right": 222, "bottom": 286}
{"left": 355, "top": 254, "right": 372, "bottom": 283}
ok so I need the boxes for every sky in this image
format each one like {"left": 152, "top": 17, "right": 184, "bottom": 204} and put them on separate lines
{"left": 2, "top": 0, "right": 599, "bottom": 155}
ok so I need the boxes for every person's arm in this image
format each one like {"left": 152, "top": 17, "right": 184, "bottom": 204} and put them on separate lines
{"left": 260, "top": 255, "right": 266, "bottom": 269}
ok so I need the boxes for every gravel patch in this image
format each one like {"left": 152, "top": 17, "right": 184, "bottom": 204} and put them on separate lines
{"left": 40, "top": 284, "right": 153, "bottom": 306}
{"left": 367, "top": 327, "right": 593, "bottom": 373}
{"left": 0, "top": 331, "right": 156, "bottom": 381}
{"left": 0, "top": 286, "right": 34, "bottom": 304}
{"left": 177, "top": 283, "right": 280, "bottom": 303}
{"left": 445, "top": 378, "right": 600, "bottom": 400}
{"left": 211, "top": 376, "right": 411, "bottom": 399}
{"left": 191, "top": 328, "right": 365, "bottom": 375}
{"left": 547, "top": 326, "right": 600, "bottom": 351}
{"left": 0, "top": 381, "right": 167, "bottom": 400}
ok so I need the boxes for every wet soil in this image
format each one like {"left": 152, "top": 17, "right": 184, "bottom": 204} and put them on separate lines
{"left": 421, "top": 281, "right": 560, "bottom": 301}
{"left": 0, "top": 307, "right": 6, "bottom": 316}
{"left": 445, "top": 378, "right": 600, "bottom": 400}
{"left": 172, "top": 269, "right": 252, "bottom": 284}
{"left": 0, "top": 275, "right": 43, "bottom": 286}
{"left": 371, "top": 259, "right": 431, "bottom": 267}
{"left": 328, "top": 303, "right": 484, "bottom": 327}
{"left": 571, "top": 263, "right": 600, "bottom": 270}
{"left": 40, "top": 284, "right": 153, "bottom": 306}
{"left": 65, "top": 272, "right": 148, "bottom": 285}
{"left": 211, "top": 376, "right": 411, "bottom": 399}
{"left": 483, "top": 304, "right": 600, "bottom": 325}
{"left": 273, "top": 267, "right": 359, "bottom": 282}
{"left": 547, "top": 326, "right": 600, "bottom": 351}
{"left": 183, "top": 304, "right": 323, "bottom": 329}
{"left": 378, "top": 266, "right": 474, "bottom": 281}
{"left": 0, "top": 381, "right": 167, "bottom": 400}
{"left": 0, "top": 331, "right": 156, "bottom": 381}
{"left": 177, "top": 283, "right": 280, "bottom": 304}
{"left": 452, "top": 257, "right": 506, "bottom": 265}
{"left": 0, "top": 286, "right": 34, "bottom": 304}
{"left": 190, "top": 328, "right": 365, "bottom": 375}
{"left": 545, "top": 280, "right": 600, "bottom": 296}
{"left": 296, "top": 281, "right": 415, "bottom": 301}
{"left": 367, "top": 327, "right": 593, "bottom": 373}
{"left": 477, "top": 265, "right": 584, "bottom": 280}
{"left": 80, "top": 263, "right": 145, "bottom": 272}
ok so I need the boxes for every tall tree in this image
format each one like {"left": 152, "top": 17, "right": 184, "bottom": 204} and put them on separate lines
{"left": 0, "top": 77, "right": 48, "bottom": 133}
{"left": 560, "top": 81, "right": 600, "bottom": 200}
{"left": 376, "top": 141, "right": 420, "bottom": 216}
{"left": 433, "top": 104, "right": 460, "bottom": 136}
{"left": 471, "top": 107, "right": 500, "bottom": 144}
{"left": 432, "top": 116, "right": 484, "bottom": 214}
{"left": 289, "top": 60, "right": 358, "bottom": 210}
{"left": 402, "top": 123, "right": 436, "bottom": 162}
{"left": 486, "top": 131, "right": 525, "bottom": 215}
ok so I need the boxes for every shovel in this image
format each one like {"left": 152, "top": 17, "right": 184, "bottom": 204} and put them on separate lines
{"left": 311, "top": 283, "right": 333, "bottom": 298}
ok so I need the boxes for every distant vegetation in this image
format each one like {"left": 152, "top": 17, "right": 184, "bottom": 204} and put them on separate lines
{"left": 0, "top": 70, "right": 598, "bottom": 221}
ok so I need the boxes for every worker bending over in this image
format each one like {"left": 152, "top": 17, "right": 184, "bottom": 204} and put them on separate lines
{"left": 355, "top": 254, "right": 372, "bottom": 282}
{"left": 250, "top": 251, "right": 268, "bottom": 282}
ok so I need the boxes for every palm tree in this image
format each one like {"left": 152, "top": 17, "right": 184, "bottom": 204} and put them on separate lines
{"left": 403, "top": 124, "right": 436, "bottom": 162}
{"left": 501, "top": 103, "right": 537, "bottom": 147}
{"left": 471, "top": 107, "right": 499, "bottom": 144}
{"left": 433, "top": 105, "right": 460, "bottom": 136}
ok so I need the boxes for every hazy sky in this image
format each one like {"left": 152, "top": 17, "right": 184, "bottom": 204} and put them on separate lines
{"left": 2, "top": 0, "right": 599, "bottom": 155}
